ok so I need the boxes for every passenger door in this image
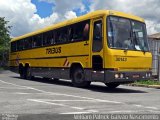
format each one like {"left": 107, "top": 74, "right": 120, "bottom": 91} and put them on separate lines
{"left": 91, "top": 18, "right": 104, "bottom": 81}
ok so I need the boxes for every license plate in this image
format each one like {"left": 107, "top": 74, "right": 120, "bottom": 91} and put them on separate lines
{"left": 133, "top": 75, "right": 140, "bottom": 78}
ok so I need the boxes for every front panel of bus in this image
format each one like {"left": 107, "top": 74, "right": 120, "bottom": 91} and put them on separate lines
{"left": 104, "top": 15, "right": 152, "bottom": 83}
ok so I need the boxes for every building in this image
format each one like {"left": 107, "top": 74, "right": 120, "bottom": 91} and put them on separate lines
{"left": 148, "top": 33, "right": 160, "bottom": 78}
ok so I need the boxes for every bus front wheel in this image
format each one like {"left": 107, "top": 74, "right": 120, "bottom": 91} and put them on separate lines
{"left": 105, "top": 83, "right": 120, "bottom": 89}
{"left": 72, "top": 67, "right": 91, "bottom": 87}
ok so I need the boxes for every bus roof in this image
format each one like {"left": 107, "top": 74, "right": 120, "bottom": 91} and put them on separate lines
{"left": 11, "top": 10, "right": 144, "bottom": 42}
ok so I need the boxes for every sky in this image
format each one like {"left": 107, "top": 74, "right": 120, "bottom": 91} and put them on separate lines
{"left": 0, "top": 0, "right": 160, "bottom": 37}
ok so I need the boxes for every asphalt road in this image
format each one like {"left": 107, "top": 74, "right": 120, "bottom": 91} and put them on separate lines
{"left": 0, "top": 70, "right": 160, "bottom": 120}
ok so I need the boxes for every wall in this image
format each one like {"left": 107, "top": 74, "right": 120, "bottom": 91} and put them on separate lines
{"left": 148, "top": 39, "right": 160, "bottom": 77}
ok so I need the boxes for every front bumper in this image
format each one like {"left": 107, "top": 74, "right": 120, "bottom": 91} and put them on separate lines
{"left": 89, "top": 70, "right": 152, "bottom": 83}
{"left": 104, "top": 70, "right": 152, "bottom": 83}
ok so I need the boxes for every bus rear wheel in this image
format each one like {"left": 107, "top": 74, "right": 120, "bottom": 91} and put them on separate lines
{"left": 105, "top": 83, "right": 120, "bottom": 89}
{"left": 72, "top": 67, "right": 91, "bottom": 87}
{"left": 19, "top": 68, "right": 25, "bottom": 79}
{"left": 25, "top": 67, "right": 33, "bottom": 80}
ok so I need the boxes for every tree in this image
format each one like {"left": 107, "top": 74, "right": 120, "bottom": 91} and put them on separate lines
{"left": 0, "top": 17, "right": 11, "bottom": 67}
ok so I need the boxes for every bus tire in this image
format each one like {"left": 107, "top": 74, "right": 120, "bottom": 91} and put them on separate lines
{"left": 72, "top": 67, "right": 91, "bottom": 87}
{"left": 19, "top": 66, "right": 25, "bottom": 79}
{"left": 105, "top": 83, "right": 120, "bottom": 89}
{"left": 25, "top": 67, "right": 33, "bottom": 80}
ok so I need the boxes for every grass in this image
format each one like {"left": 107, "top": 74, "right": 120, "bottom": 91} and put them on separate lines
{"left": 134, "top": 80, "right": 160, "bottom": 85}
{"left": 0, "top": 67, "right": 4, "bottom": 70}
{"left": 0, "top": 66, "right": 9, "bottom": 71}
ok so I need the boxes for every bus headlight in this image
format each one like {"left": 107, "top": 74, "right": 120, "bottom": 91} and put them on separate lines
{"left": 146, "top": 73, "right": 148, "bottom": 78}
{"left": 146, "top": 73, "right": 151, "bottom": 78}
{"left": 148, "top": 73, "right": 151, "bottom": 77}
{"left": 115, "top": 74, "right": 119, "bottom": 79}
{"left": 120, "top": 73, "right": 124, "bottom": 78}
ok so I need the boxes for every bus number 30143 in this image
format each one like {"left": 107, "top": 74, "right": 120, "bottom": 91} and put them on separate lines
{"left": 116, "top": 57, "right": 127, "bottom": 62}
{"left": 46, "top": 47, "right": 61, "bottom": 54}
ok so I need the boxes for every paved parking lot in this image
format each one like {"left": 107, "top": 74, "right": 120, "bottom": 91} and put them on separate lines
{"left": 0, "top": 70, "right": 160, "bottom": 119}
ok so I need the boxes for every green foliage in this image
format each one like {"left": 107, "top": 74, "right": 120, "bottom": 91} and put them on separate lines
{"left": 135, "top": 80, "right": 160, "bottom": 85}
{"left": 0, "top": 17, "right": 11, "bottom": 67}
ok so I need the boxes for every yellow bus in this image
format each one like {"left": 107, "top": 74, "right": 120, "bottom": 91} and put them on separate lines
{"left": 9, "top": 10, "right": 152, "bottom": 88}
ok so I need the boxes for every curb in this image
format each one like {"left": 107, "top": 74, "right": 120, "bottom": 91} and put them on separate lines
{"left": 128, "top": 83, "right": 160, "bottom": 89}
{"left": 148, "top": 85, "right": 160, "bottom": 89}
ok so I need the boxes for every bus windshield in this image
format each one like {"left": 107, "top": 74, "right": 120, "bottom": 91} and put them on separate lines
{"left": 107, "top": 16, "right": 149, "bottom": 51}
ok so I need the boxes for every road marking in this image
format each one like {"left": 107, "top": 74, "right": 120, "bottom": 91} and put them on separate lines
{"left": 110, "top": 110, "right": 160, "bottom": 114}
{"left": 0, "top": 80, "right": 30, "bottom": 89}
{"left": 28, "top": 99, "right": 67, "bottom": 107}
{"left": 70, "top": 106, "right": 84, "bottom": 110}
{"left": 0, "top": 79, "right": 122, "bottom": 104}
{"left": 14, "top": 92, "right": 31, "bottom": 94}
{"left": 61, "top": 112, "right": 91, "bottom": 114}
{"left": 144, "top": 106, "right": 158, "bottom": 110}
{"left": 134, "top": 104, "right": 143, "bottom": 107}
{"left": 0, "top": 79, "right": 159, "bottom": 112}
{"left": 28, "top": 99, "right": 98, "bottom": 114}
{"left": 60, "top": 110, "right": 97, "bottom": 114}
{"left": 0, "top": 79, "right": 47, "bottom": 93}
{"left": 31, "top": 99, "right": 99, "bottom": 102}
{"left": 0, "top": 87, "right": 28, "bottom": 89}
{"left": 38, "top": 92, "right": 122, "bottom": 104}
{"left": 108, "top": 110, "right": 136, "bottom": 113}
{"left": 28, "top": 99, "right": 87, "bottom": 109}
{"left": 133, "top": 104, "right": 158, "bottom": 110}
{"left": 107, "top": 110, "right": 159, "bottom": 113}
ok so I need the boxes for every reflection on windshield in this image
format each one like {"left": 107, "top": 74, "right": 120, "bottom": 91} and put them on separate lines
{"left": 107, "top": 16, "right": 149, "bottom": 51}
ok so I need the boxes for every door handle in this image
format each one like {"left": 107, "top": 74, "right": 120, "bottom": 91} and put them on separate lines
{"left": 84, "top": 41, "right": 89, "bottom": 46}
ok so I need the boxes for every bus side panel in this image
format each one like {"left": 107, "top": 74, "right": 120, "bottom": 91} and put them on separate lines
{"left": 9, "top": 41, "right": 90, "bottom": 79}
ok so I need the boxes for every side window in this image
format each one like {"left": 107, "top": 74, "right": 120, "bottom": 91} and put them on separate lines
{"left": 68, "top": 27, "right": 73, "bottom": 41}
{"left": 56, "top": 27, "right": 68, "bottom": 44}
{"left": 43, "top": 31, "right": 54, "bottom": 46}
{"left": 17, "top": 40, "right": 24, "bottom": 51}
{"left": 16, "top": 41, "right": 20, "bottom": 51}
{"left": 69, "top": 20, "right": 90, "bottom": 42}
{"left": 55, "top": 29, "right": 61, "bottom": 44}
{"left": 32, "top": 34, "right": 43, "bottom": 48}
{"left": 72, "top": 23, "right": 82, "bottom": 41}
{"left": 83, "top": 23, "right": 90, "bottom": 40}
{"left": 93, "top": 20, "right": 103, "bottom": 52}
{"left": 11, "top": 42, "right": 17, "bottom": 52}
{"left": 11, "top": 42, "right": 13, "bottom": 52}
{"left": 24, "top": 37, "right": 32, "bottom": 50}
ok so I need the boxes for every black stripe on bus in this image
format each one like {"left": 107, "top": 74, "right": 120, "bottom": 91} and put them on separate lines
{"left": 9, "top": 54, "right": 89, "bottom": 61}
{"left": 10, "top": 66, "right": 117, "bottom": 71}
